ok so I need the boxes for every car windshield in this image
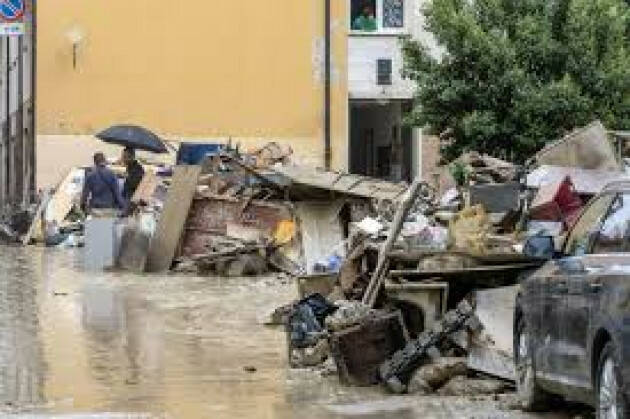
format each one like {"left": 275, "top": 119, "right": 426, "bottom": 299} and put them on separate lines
{"left": 592, "top": 193, "right": 630, "bottom": 253}
{"left": 564, "top": 193, "right": 615, "bottom": 256}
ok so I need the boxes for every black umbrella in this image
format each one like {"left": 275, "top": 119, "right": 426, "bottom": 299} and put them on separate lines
{"left": 95, "top": 124, "right": 169, "bottom": 153}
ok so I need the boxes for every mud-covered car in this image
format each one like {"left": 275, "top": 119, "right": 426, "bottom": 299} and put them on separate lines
{"left": 515, "top": 181, "right": 630, "bottom": 418}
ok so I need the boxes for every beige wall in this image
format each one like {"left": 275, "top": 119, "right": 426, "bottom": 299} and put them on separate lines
{"left": 37, "top": 0, "right": 348, "bottom": 170}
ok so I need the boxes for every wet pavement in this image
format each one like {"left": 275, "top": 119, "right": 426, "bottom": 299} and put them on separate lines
{"left": 0, "top": 247, "right": 588, "bottom": 418}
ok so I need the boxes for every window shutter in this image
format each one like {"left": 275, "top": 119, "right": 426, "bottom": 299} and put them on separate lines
{"left": 377, "top": 59, "right": 392, "bottom": 85}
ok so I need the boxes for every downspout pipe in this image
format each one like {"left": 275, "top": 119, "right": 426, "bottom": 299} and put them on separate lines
{"left": 324, "top": 0, "right": 331, "bottom": 170}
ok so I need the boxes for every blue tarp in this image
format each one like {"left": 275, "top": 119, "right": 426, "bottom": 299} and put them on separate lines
{"left": 176, "top": 143, "right": 223, "bottom": 165}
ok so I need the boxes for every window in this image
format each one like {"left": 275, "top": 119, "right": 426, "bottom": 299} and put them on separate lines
{"left": 377, "top": 59, "right": 392, "bottom": 85}
{"left": 351, "top": 0, "right": 404, "bottom": 32}
{"left": 565, "top": 194, "right": 615, "bottom": 256}
{"left": 383, "top": 0, "right": 404, "bottom": 28}
{"left": 592, "top": 194, "right": 630, "bottom": 253}
{"left": 351, "top": 0, "right": 378, "bottom": 31}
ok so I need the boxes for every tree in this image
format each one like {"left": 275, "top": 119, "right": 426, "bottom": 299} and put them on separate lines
{"left": 402, "top": 0, "right": 630, "bottom": 163}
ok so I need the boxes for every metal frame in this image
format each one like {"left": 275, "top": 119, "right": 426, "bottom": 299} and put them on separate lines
{"left": 0, "top": 0, "right": 35, "bottom": 216}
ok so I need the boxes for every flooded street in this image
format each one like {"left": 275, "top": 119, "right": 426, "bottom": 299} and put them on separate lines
{"left": 0, "top": 247, "right": 583, "bottom": 418}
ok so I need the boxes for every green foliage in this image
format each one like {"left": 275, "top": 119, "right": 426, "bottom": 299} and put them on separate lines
{"left": 402, "top": 0, "right": 630, "bottom": 162}
{"left": 449, "top": 161, "right": 469, "bottom": 186}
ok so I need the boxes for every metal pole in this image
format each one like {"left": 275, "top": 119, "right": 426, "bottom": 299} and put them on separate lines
{"left": 17, "top": 35, "right": 24, "bottom": 206}
{"left": 31, "top": 0, "right": 36, "bottom": 200}
{"left": 324, "top": 0, "right": 331, "bottom": 170}
{"left": 6, "top": 37, "right": 10, "bottom": 206}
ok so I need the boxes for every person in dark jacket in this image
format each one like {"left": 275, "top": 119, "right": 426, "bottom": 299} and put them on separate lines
{"left": 81, "top": 152, "right": 125, "bottom": 212}
{"left": 121, "top": 147, "right": 145, "bottom": 201}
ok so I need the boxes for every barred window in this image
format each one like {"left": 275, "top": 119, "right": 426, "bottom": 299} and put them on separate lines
{"left": 383, "top": 0, "right": 404, "bottom": 28}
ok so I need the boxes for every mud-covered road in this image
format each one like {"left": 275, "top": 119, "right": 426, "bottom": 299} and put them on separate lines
{"left": 0, "top": 247, "right": 588, "bottom": 418}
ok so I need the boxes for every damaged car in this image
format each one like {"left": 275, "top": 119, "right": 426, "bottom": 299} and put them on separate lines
{"left": 515, "top": 181, "right": 630, "bottom": 418}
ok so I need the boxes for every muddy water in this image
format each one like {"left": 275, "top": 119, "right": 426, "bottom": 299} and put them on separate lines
{"left": 0, "top": 247, "right": 580, "bottom": 418}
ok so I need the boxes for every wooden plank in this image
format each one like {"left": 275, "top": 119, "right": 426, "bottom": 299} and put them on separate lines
{"left": 21, "top": 188, "right": 51, "bottom": 245}
{"left": 362, "top": 178, "right": 424, "bottom": 307}
{"left": 386, "top": 249, "right": 537, "bottom": 265}
{"left": 271, "top": 165, "right": 408, "bottom": 201}
{"left": 388, "top": 263, "right": 542, "bottom": 279}
{"left": 145, "top": 165, "right": 201, "bottom": 272}
{"left": 132, "top": 171, "right": 159, "bottom": 203}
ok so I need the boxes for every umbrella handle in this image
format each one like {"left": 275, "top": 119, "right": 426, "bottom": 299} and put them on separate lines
{"left": 164, "top": 140, "right": 178, "bottom": 153}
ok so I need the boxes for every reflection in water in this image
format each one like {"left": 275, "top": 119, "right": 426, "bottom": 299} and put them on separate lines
{"left": 0, "top": 247, "right": 565, "bottom": 418}
{"left": 0, "top": 247, "right": 45, "bottom": 406}
{"left": 81, "top": 282, "right": 164, "bottom": 409}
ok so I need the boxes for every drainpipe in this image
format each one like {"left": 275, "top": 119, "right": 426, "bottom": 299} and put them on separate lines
{"left": 324, "top": 0, "right": 332, "bottom": 170}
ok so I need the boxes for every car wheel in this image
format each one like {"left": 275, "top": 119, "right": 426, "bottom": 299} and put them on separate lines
{"left": 597, "top": 342, "right": 627, "bottom": 419}
{"left": 515, "top": 317, "right": 551, "bottom": 411}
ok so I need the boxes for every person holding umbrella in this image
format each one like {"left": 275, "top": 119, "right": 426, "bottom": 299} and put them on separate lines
{"left": 121, "top": 147, "right": 145, "bottom": 201}
{"left": 95, "top": 125, "right": 169, "bottom": 206}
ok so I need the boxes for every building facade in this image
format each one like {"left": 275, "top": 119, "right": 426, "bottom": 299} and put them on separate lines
{"left": 37, "top": 1, "right": 437, "bottom": 181}
{"left": 37, "top": 1, "right": 348, "bottom": 170}
{"left": 348, "top": 0, "right": 438, "bottom": 181}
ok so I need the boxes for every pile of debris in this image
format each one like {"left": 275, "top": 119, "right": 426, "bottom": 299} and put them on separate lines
{"left": 268, "top": 120, "right": 629, "bottom": 399}
{"left": 156, "top": 144, "right": 415, "bottom": 277}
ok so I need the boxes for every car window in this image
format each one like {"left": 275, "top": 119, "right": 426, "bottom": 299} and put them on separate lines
{"left": 564, "top": 193, "right": 615, "bottom": 256}
{"left": 592, "top": 193, "right": 630, "bottom": 254}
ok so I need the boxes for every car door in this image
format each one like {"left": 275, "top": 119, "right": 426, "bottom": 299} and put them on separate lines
{"left": 556, "top": 193, "right": 618, "bottom": 395}
{"left": 562, "top": 193, "right": 630, "bottom": 391}
{"left": 534, "top": 262, "right": 569, "bottom": 388}
{"left": 558, "top": 255, "right": 599, "bottom": 397}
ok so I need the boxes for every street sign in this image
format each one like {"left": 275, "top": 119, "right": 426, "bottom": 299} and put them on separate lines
{"left": 0, "top": 0, "right": 25, "bottom": 36}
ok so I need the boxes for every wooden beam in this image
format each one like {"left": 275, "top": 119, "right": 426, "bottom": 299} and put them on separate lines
{"left": 362, "top": 178, "right": 424, "bottom": 307}
{"left": 145, "top": 165, "right": 201, "bottom": 272}
{"left": 389, "top": 263, "right": 542, "bottom": 279}
{"left": 21, "top": 188, "right": 51, "bottom": 245}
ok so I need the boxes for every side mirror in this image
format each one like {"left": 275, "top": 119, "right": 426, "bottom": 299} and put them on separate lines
{"left": 523, "top": 235, "right": 555, "bottom": 260}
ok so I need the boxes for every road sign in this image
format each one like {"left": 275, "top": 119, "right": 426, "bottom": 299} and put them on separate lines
{"left": 0, "top": 0, "right": 25, "bottom": 36}
{"left": 0, "top": 0, "right": 24, "bottom": 21}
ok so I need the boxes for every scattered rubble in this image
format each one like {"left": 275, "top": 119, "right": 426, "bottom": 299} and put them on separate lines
{"left": 379, "top": 300, "right": 481, "bottom": 393}
{"left": 407, "top": 357, "right": 468, "bottom": 394}
{"left": 437, "top": 375, "right": 512, "bottom": 397}
{"left": 453, "top": 152, "right": 519, "bottom": 184}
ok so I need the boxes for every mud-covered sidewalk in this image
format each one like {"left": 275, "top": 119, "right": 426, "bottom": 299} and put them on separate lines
{"left": 0, "top": 248, "right": 584, "bottom": 418}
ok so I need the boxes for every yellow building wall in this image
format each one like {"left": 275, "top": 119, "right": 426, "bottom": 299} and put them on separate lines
{"left": 37, "top": 0, "right": 348, "bottom": 170}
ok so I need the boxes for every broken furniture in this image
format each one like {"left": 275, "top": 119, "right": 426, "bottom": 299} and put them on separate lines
{"left": 467, "top": 182, "right": 520, "bottom": 214}
{"left": 384, "top": 281, "right": 448, "bottom": 337}
{"left": 330, "top": 310, "right": 408, "bottom": 386}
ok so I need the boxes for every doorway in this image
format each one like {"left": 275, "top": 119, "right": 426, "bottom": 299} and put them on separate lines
{"left": 349, "top": 100, "right": 412, "bottom": 182}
